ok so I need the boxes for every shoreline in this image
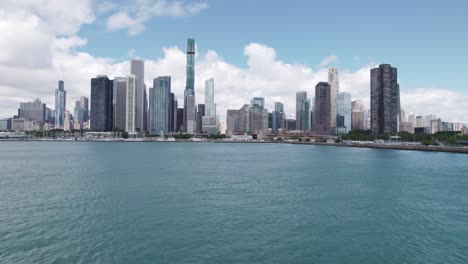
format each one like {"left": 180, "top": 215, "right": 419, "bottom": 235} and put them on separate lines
{"left": 1, "top": 139, "right": 468, "bottom": 154}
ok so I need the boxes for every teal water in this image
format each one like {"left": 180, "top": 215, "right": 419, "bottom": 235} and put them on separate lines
{"left": 0, "top": 142, "right": 467, "bottom": 263}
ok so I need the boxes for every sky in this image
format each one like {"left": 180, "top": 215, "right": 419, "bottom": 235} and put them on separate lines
{"left": 1, "top": 0, "right": 467, "bottom": 122}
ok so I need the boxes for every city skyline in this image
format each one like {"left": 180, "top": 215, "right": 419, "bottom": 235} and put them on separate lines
{"left": 1, "top": 1, "right": 467, "bottom": 124}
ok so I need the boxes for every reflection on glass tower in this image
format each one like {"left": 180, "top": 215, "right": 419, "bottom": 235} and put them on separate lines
{"left": 183, "top": 39, "right": 196, "bottom": 133}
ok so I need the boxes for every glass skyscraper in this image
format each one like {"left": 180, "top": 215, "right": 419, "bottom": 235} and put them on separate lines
{"left": 183, "top": 39, "right": 196, "bottom": 133}
{"left": 296, "top": 91, "right": 309, "bottom": 130}
{"left": 90, "top": 75, "right": 113, "bottom": 131}
{"left": 336, "top": 92, "right": 351, "bottom": 134}
{"left": 55, "top": 80, "right": 66, "bottom": 127}
{"left": 150, "top": 76, "right": 171, "bottom": 134}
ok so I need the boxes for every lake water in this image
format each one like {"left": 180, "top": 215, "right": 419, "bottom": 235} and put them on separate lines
{"left": 0, "top": 142, "right": 467, "bottom": 263}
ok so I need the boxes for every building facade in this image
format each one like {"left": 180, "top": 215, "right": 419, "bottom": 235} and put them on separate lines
{"left": 336, "top": 92, "right": 351, "bottom": 134}
{"left": 130, "top": 60, "right": 145, "bottom": 132}
{"left": 250, "top": 97, "right": 265, "bottom": 110}
{"left": 203, "top": 78, "right": 217, "bottom": 134}
{"left": 19, "top": 98, "right": 46, "bottom": 124}
{"left": 183, "top": 39, "right": 196, "bottom": 133}
{"left": 328, "top": 68, "right": 340, "bottom": 131}
{"left": 55, "top": 80, "right": 66, "bottom": 127}
{"left": 296, "top": 91, "right": 308, "bottom": 130}
{"left": 314, "top": 82, "right": 331, "bottom": 135}
{"left": 113, "top": 79, "right": 127, "bottom": 130}
{"left": 149, "top": 76, "right": 171, "bottom": 134}
{"left": 90, "top": 75, "right": 113, "bottom": 131}
{"left": 126, "top": 75, "right": 137, "bottom": 132}
{"left": 370, "top": 64, "right": 400, "bottom": 135}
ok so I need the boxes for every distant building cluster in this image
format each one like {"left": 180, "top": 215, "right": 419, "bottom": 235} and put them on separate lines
{"left": 1, "top": 39, "right": 466, "bottom": 137}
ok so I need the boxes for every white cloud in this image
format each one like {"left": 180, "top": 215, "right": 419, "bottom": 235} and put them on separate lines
{"left": 318, "top": 54, "right": 338, "bottom": 68}
{"left": 0, "top": 0, "right": 467, "bottom": 126}
{"left": 105, "top": 0, "right": 209, "bottom": 35}
{"left": 401, "top": 88, "right": 468, "bottom": 122}
{"left": 106, "top": 12, "right": 143, "bottom": 35}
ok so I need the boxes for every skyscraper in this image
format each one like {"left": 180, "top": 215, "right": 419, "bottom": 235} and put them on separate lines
{"left": 351, "top": 99, "right": 366, "bottom": 130}
{"left": 130, "top": 59, "right": 145, "bottom": 132}
{"left": 149, "top": 76, "right": 171, "bottom": 134}
{"left": 126, "top": 75, "right": 137, "bottom": 133}
{"left": 185, "top": 95, "right": 196, "bottom": 134}
{"left": 74, "top": 100, "right": 85, "bottom": 126}
{"left": 370, "top": 64, "right": 400, "bottom": 135}
{"left": 90, "top": 75, "right": 113, "bottom": 131}
{"left": 250, "top": 97, "right": 265, "bottom": 110}
{"left": 183, "top": 39, "right": 196, "bottom": 133}
{"left": 296, "top": 91, "right": 309, "bottom": 130}
{"left": 55, "top": 80, "right": 66, "bottom": 127}
{"left": 272, "top": 102, "right": 284, "bottom": 131}
{"left": 336, "top": 92, "right": 351, "bottom": 133}
{"left": 203, "top": 78, "right": 217, "bottom": 134}
{"left": 328, "top": 68, "right": 340, "bottom": 132}
{"left": 226, "top": 110, "right": 239, "bottom": 134}
{"left": 169, "top": 93, "right": 175, "bottom": 132}
{"left": 80, "top": 96, "right": 89, "bottom": 123}
{"left": 114, "top": 79, "right": 127, "bottom": 130}
{"left": 205, "top": 78, "right": 215, "bottom": 117}
{"left": 314, "top": 82, "right": 331, "bottom": 135}
{"left": 19, "top": 98, "right": 46, "bottom": 124}
{"left": 176, "top": 108, "right": 184, "bottom": 132}
{"left": 196, "top": 104, "right": 205, "bottom": 133}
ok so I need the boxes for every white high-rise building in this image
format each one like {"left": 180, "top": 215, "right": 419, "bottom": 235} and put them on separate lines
{"left": 205, "top": 79, "right": 215, "bottom": 117}
{"left": 126, "top": 75, "right": 137, "bottom": 133}
{"left": 328, "top": 68, "right": 340, "bottom": 132}
{"left": 203, "top": 78, "right": 217, "bottom": 134}
{"left": 186, "top": 95, "right": 196, "bottom": 134}
{"left": 130, "top": 60, "right": 145, "bottom": 132}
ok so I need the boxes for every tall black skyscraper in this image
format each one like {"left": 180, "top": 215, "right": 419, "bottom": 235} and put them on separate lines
{"left": 90, "top": 75, "right": 113, "bottom": 131}
{"left": 314, "top": 82, "right": 331, "bottom": 135}
{"left": 370, "top": 64, "right": 400, "bottom": 135}
{"left": 196, "top": 104, "right": 205, "bottom": 133}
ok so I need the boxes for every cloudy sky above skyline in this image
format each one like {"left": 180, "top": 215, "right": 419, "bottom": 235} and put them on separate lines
{"left": 0, "top": 0, "right": 467, "bottom": 122}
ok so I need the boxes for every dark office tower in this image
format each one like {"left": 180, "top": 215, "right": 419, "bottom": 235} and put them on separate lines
{"left": 370, "top": 64, "right": 400, "bottom": 135}
{"left": 144, "top": 87, "right": 148, "bottom": 132}
{"left": 176, "top": 108, "right": 184, "bottom": 132}
{"left": 55, "top": 80, "right": 66, "bottom": 127}
{"left": 314, "top": 82, "right": 331, "bottom": 135}
{"left": 268, "top": 112, "right": 273, "bottom": 129}
{"left": 169, "top": 93, "right": 175, "bottom": 132}
{"left": 196, "top": 104, "right": 205, "bottom": 133}
{"left": 90, "top": 75, "right": 113, "bottom": 131}
{"left": 183, "top": 38, "right": 196, "bottom": 133}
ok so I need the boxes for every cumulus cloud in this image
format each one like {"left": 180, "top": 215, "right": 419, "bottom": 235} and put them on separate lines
{"left": 105, "top": 0, "right": 209, "bottom": 35}
{"left": 0, "top": 0, "right": 466, "bottom": 125}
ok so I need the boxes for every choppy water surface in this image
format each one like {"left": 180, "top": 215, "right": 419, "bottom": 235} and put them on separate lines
{"left": 0, "top": 142, "right": 467, "bottom": 263}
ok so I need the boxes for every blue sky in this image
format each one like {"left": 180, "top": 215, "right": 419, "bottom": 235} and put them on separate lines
{"left": 80, "top": 0, "right": 468, "bottom": 91}
{"left": 0, "top": 0, "right": 467, "bottom": 121}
